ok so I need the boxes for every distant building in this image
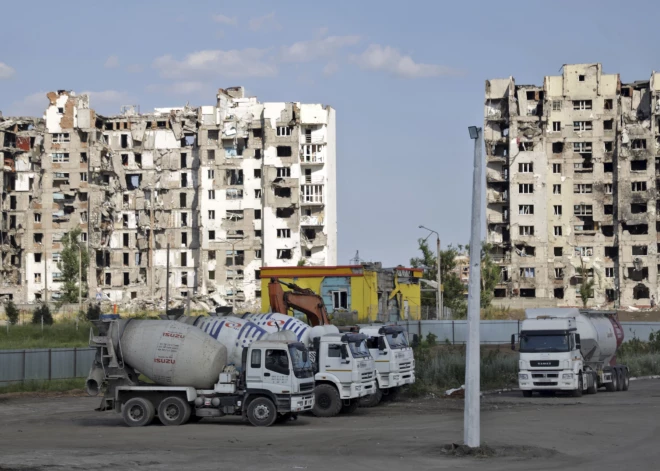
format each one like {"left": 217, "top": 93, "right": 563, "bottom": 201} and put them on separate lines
{"left": 258, "top": 263, "right": 422, "bottom": 322}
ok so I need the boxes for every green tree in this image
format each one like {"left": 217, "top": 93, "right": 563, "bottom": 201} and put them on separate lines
{"left": 32, "top": 303, "right": 53, "bottom": 325}
{"left": 57, "top": 228, "right": 90, "bottom": 304}
{"left": 480, "top": 243, "right": 502, "bottom": 309}
{"left": 5, "top": 300, "right": 19, "bottom": 325}
{"left": 86, "top": 303, "right": 102, "bottom": 322}
{"left": 578, "top": 257, "right": 595, "bottom": 308}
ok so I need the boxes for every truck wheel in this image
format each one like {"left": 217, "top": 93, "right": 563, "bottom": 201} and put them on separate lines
{"left": 158, "top": 396, "right": 192, "bottom": 426}
{"left": 360, "top": 388, "right": 383, "bottom": 408}
{"left": 312, "top": 384, "right": 342, "bottom": 417}
{"left": 615, "top": 368, "right": 624, "bottom": 392}
{"left": 122, "top": 397, "right": 155, "bottom": 427}
{"left": 586, "top": 373, "right": 597, "bottom": 394}
{"left": 621, "top": 368, "right": 630, "bottom": 391}
{"left": 571, "top": 374, "right": 583, "bottom": 397}
{"left": 341, "top": 400, "right": 359, "bottom": 414}
{"left": 383, "top": 387, "right": 401, "bottom": 402}
{"left": 247, "top": 397, "right": 277, "bottom": 427}
{"left": 605, "top": 369, "right": 618, "bottom": 392}
{"left": 522, "top": 390, "right": 533, "bottom": 398}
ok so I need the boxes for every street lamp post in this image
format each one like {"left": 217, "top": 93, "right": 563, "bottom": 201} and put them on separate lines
{"left": 419, "top": 225, "right": 442, "bottom": 319}
{"left": 464, "top": 125, "right": 483, "bottom": 448}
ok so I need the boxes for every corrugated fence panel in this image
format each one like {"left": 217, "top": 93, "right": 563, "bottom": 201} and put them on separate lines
{"left": 24, "top": 349, "right": 49, "bottom": 380}
{"left": 0, "top": 348, "right": 95, "bottom": 384}
{"left": 77, "top": 349, "right": 96, "bottom": 377}
{"left": 0, "top": 350, "right": 26, "bottom": 383}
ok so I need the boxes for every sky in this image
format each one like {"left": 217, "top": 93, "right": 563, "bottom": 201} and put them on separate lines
{"left": 2, "top": 0, "right": 660, "bottom": 267}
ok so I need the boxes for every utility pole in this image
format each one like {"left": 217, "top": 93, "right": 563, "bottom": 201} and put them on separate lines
{"left": 464, "top": 126, "right": 483, "bottom": 448}
{"left": 419, "top": 225, "right": 442, "bottom": 319}
{"left": 165, "top": 243, "right": 170, "bottom": 315}
{"left": 150, "top": 190, "right": 155, "bottom": 297}
{"left": 78, "top": 242, "right": 82, "bottom": 330}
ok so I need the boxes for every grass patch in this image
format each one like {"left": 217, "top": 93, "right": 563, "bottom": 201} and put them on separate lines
{"left": 0, "top": 322, "right": 91, "bottom": 349}
{"left": 620, "top": 353, "right": 660, "bottom": 377}
{"left": 0, "top": 378, "right": 85, "bottom": 395}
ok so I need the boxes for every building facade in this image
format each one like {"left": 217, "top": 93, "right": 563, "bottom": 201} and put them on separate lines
{"left": 259, "top": 264, "right": 423, "bottom": 322}
{"left": 486, "top": 63, "right": 660, "bottom": 308}
{"left": 0, "top": 87, "right": 337, "bottom": 310}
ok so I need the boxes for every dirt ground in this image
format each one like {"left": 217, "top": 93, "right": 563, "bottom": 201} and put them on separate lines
{"left": 0, "top": 380, "right": 658, "bottom": 471}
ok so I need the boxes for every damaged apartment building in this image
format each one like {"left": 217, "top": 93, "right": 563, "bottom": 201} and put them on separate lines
{"left": 0, "top": 87, "right": 337, "bottom": 309}
{"left": 485, "top": 63, "right": 660, "bottom": 308}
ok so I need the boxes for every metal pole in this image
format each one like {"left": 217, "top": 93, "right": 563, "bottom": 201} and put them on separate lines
{"left": 78, "top": 243, "right": 82, "bottom": 330}
{"left": 437, "top": 236, "right": 442, "bottom": 319}
{"left": 165, "top": 243, "right": 170, "bottom": 315}
{"left": 464, "top": 127, "right": 483, "bottom": 448}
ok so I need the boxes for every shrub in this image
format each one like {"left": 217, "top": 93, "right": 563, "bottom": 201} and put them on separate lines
{"left": 5, "top": 300, "right": 19, "bottom": 325}
{"left": 31, "top": 304, "right": 53, "bottom": 325}
{"left": 425, "top": 332, "right": 438, "bottom": 347}
{"left": 86, "top": 303, "right": 102, "bottom": 321}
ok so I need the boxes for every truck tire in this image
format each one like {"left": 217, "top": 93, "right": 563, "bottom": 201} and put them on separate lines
{"left": 522, "top": 390, "right": 533, "bottom": 398}
{"left": 622, "top": 368, "right": 630, "bottom": 391}
{"left": 383, "top": 387, "right": 401, "bottom": 402}
{"left": 122, "top": 397, "right": 155, "bottom": 427}
{"left": 247, "top": 397, "right": 277, "bottom": 427}
{"left": 571, "top": 374, "right": 583, "bottom": 397}
{"left": 360, "top": 388, "right": 383, "bottom": 408}
{"left": 312, "top": 384, "right": 342, "bottom": 417}
{"left": 158, "top": 396, "right": 192, "bottom": 426}
{"left": 341, "top": 399, "right": 359, "bottom": 414}
{"left": 586, "top": 372, "right": 597, "bottom": 394}
{"left": 605, "top": 369, "right": 618, "bottom": 392}
{"left": 615, "top": 368, "right": 624, "bottom": 392}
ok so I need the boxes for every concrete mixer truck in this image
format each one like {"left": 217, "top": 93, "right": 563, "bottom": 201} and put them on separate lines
{"left": 512, "top": 308, "right": 629, "bottom": 397}
{"left": 181, "top": 313, "right": 376, "bottom": 417}
{"left": 86, "top": 316, "right": 315, "bottom": 427}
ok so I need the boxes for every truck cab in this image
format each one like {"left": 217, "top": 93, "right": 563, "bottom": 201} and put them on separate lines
{"left": 360, "top": 325, "right": 415, "bottom": 406}
{"left": 311, "top": 333, "right": 376, "bottom": 416}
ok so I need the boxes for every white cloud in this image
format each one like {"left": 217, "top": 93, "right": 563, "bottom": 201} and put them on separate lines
{"left": 5, "top": 92, "right": 49, "bottom": 116}
{"left": 147, "top": 82, "right": 206, "bottom": 95}
{"left": 249, "top": 12, "right": 280, "bottom": 32}
{"left": 104, "top": 55, "right": 120, "bottom": 69}
{"left": 81, "top": 90, "right": 133, "bottom": 114}
{"left": 323, "top": 62, "right": 339, "bottom": 76}
{"left": 212, "top": 14, "right": 237, "bottom": 26}
{"left": 350, "top": 44, "right": 463, "bottom": 79}
{"left": 126, "top": 64, "right": 143, "bottom": 74}
{"left": 280, "top": 35, "right": 360, "bottom": 63}
{"left": 0, "top": 62, "right": 16, "bottom": 79}
{"left": 153, "top": 49, "right": 277, "bottom": 79}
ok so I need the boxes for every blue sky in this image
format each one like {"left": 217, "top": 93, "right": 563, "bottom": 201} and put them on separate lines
{"left": 1, "top": 0, "right": 659, "bottom": 266}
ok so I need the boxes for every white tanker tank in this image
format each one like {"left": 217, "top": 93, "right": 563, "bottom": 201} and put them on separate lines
{"left": 516, "top": 308, "right": 629, "bottom": 397}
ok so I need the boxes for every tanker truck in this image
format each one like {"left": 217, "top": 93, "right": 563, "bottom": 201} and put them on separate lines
{"left": 512, "top": 308, "right": 629, "bottom": 397}
{"left": 181, "top": 313, "right": 376, "bottom": 417}
{"left": 358, "top": 325, "right": 415, "bottom": 407}
{"left": 86, "top": 316, "right": 315, "bottom": 427}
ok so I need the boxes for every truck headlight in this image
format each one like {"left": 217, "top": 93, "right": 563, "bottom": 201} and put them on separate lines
{"left": 518, "top": 374, "right": 529, "bottom": 380}
{"left": 562, "top": 373, "right": 574, "bottom": 379}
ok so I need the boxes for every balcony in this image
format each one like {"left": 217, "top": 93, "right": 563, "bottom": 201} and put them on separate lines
{"left": 487, "top": 190, "right": 508, "bottom": 203}
{"left": 301, "top": 215, "right": 324, "bottom": 226}
{"left": 487, "top": 213, "right": 508, "bottom": 224}
{"left": 301, "top": 184, "right": 324, "bottom": 205}
{"left": 302, "top": 135, "right": 326, "bottom": 144}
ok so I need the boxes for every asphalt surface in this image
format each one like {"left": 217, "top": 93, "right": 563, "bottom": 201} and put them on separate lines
{"left": 0, "top": 380, "right": 659, "bottom": 471}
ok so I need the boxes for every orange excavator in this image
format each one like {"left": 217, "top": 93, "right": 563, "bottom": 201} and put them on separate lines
{"left": 268, "top": 278, "right": 331, "bottom": 327}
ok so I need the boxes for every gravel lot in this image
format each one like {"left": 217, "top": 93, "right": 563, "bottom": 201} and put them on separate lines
{"left": 0, "top": 380, "right": 659, "bottom": 470}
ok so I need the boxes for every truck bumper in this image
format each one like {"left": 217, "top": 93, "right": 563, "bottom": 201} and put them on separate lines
{"left": 518, "top": 370, "right": 578, "bottom": 391}
{"left": 340, "top": 380, "right": 376, "bottom": 399}
{"left": 379, "top": 370, "right": 415, "bottom": 389}
{"left": 290, "top": 394, "right": 315, "bottom": 412}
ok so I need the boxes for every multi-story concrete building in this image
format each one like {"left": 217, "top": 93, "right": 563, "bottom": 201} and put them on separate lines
{"left": 486, "top": 63, "right": 660, "bottom": 308}
{"left": 0, "top": 87, "right": 337, "bottom": 310}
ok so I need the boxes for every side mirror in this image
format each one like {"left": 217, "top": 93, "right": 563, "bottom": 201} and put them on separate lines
{"left": 575, "top": 334, "right": 581, "bottom": 350}
{"left": 340, "top": 345, "right": 349, "bottom": 360}
{"left": 511, "top": 334, "right": 516, "bottom": 351}
{"left": 378, "top": 337, "right": 387, "bottom": 351}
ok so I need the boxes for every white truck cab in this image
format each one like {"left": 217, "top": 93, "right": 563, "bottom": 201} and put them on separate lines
{"left": 360, "top": 325, "right": 415, "bottom": 406}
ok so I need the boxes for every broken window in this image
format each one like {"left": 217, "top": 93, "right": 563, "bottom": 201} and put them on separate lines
{"left": 208, "top": 190, "right": 215, "bottom": 200}
{"left": 631, "top": 160, "right": 647, "bottom": 171}
{"left": 631, "top": 139, "right": 647, "bottom": 150}
{"left": 255, "top": 189, "right": 262, "bottom": 198}
{"left": 34, "top": 273, "right": 42, "bottom": 283}
{"left": 633, "top": 284, "right": 650, "bottom": 300}
{"left": 553, "top": 184, "right": 561, "bottom": 194}
{"left": 208, "top": 210, "right": 215, "bottom": 220}
{"left": 519, "top": 267, "right": 535, "bottom": 278}
{"left": 122, "top": 214, "right": 129, "bottom": 228}
{"left": 209, "top": 270, "right": 215, "bottom": 281}
{"left": 181, "top": 272, "right": 188, "bottom": 285}
{"left": 554, "top": 226, "right": 563, "bottom": 236}
{"left": 254, "top": 149, "right": 262, "bottom": 159}
{"left": 519, "top": 205, "right": 534, "bottom": 215}
{"left": 518, "top": 184, "right": 534, "bottom": 194}
{"left": 123, "top": 253, "right": 129, "bottom": 267}
{"left": 276, "top": 207, "right": 295, "bottom": 218}
{"left": 208, "top": 130, "right": 219, "bottom": 143}
{"left": 623, "top": 223, "right": 649, "bottom": 235}
{"left": 252, "top": 128, "right": 263, "bottom": 138}
{"left": 181, "top": 252, "right": 188, "bottom": 266}
{"left": 181, "top": 232, "right": 188, "bottom": 247}
{"left": 208, "top": 149, "right": 215, "bottom": 161}
{"left": 552, "top": 100, "right": 562, "bottom": 111}
{"left": 604, "top": 99, "right": 613, "bottom": 110}
{"left": 121, "top": 134, "right": 129, "bottom": 149}
{"left": 274, "top": 187, "right": 292, "bottom": 198}
{"left": 573, "top": 121, "right": 592, "bottom": 131}
{"left": 51, "top": 153, "right": 69, "bottom": 163}
{"left": 518, "top": 163, "right": 533, "bottom": 173}
{"left": 226, "top": 189, "right": 243, "bottom": 200}
{"left": 180, "top": 193, "right": 187, "bottom": 207}
{"left": 621, "top": 87, "right": 632, "bottom": 98}
{"left": 276, "top": 146, "right": 292, "bottom": 157}
{"left": 34, "top": 233, "right": 43, "bottom": 244}
{"left": 255, "top": 230, "right": 262, "bottom": 237}
{"left": 604, "top": 141, "right": 614, "bottom": 152}
{"left": 605, "top": 267, "right": 614, "bottom": 278}
{"left": 632, "top": 181, "right": 647, "bottom": 192}
{"left": 573, "top": 100, "right": 592, "bottom": 110}
{"left": 180, "top": 173, "right": 188, "bottom": 188}
{"left": 552, "top": 163, "right": 561, "bottom": 174}
{"left": 277, "top": 249, "right": 293, "bottom": 260}
{"left": 632, "top": 245, "right": 648, "bottom": 256}
{"left": 254, "top": 169, "right": 262, "bottom": 178}
{"left": 52, "top": 133, "right": 70, "bottom": 143}
{"left": 554, "top": 268, "right": 564, "bottom": 279}
{"left": 277, "top": 228, "right": 291, "bottom": 238}
{"left": 254, "top": 209, "right": 262, "bottom": 220}
{"left": 276, "top": 167, "right": 291, "bottom": 178}
{"left": 604, "top": 204, "right": 613, "bottom": 215}
{"left": 575, "top": 247, "right": 594, "bottom": 257}
{"left": 554, "top": 247, "right": 563, "bottom": 256}
{"left": 552, "top": 122, "right": 561, "bottom": 132}
{"left": 604, "top": 183, "right": 613, "bottom": 194}
{"left": 126, "top": 174, "right": 141, "bottom": 190}
{"left": 208, "top": 230, "right": 216, "bottom": 240}
{"left": 301, "top": 184, "right": 323, "bottom": 204}
{"left": 574, "top": 205, "right": 593, "bottom": 216}
{"left": 552, "top": 142, "right": 564, "bottom": 153}
{"left": 123, "top": 233, "right": 129, "bottom": 247}
{"left": 181, "top": 153, "right": 187, "bottom": 168}
{"left": 80, "top": 172, "right": 88, "bottom": 182}
{"left": 604, "top": 246, "right": 618, "bottom": 259}
{"left": 34, "top": 213, "right": 42, "bottom": 223}
{"left": 518, "top": 141, "right": 533, "bottom": 152}
{"left": 277, "top": 126, "right": 293, "bottom": 136}
{"left": 228, "top": 230, "right": 244, "bottom": 239}
{"left": 225, "top": 210, "right": 244, "bottom": 221}
{"left": 603, "top": 119, "right": 613, "bottom": 131}
{"left": 574, "top": 184, "right": 593, "bottom": 194}
{"left": 181, "top": 212, "right": 188, "bottom": 227}
{"left": 208, "top": 169, "right": 215, "bottom": 179}
{"left": 578, "top": 74, "right": 585, "bottom": 82}
{"left": 554, "top": 205, "right": 562, "bottom": 215}
{"left": 604, "top": 162, "right": 613, "bottom": 173}
{"left": 105, "top": 273, "right": 112, "bottom": 286}
{"left": 519, "top": 226, "right": 534, "bottom": 236}
{"left": 255, "top": 249, "right": 262, "bottom": 259}
{"left": 225, "top": 169, "right": 244, "bottom": 185}
{"left": 208, "top": 250, "right": 216, "bottom": 260}
{"left": 225, "top": 250, "right": 245, "bottom": 266}
{"left": 602, "top": 225, "right": 614, "bottom": 237}
{"left": 573, "top": 142, "right": 592, "bottom": 154}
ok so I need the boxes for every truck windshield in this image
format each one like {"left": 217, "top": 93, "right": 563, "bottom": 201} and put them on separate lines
{"left": 519, "top": 334, "right": 570, "bottom": 353}
{"left": 348, "top": 340, "right": 371, "bottom": 358}
{"left": 288, "top": 344, "right": 313, "bottom": 379}
{"left": 386, "top": 332, "right": 409, "bottom": 349}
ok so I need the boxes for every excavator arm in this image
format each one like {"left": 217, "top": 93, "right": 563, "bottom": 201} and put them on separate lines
{"left": 268, "top": 278, "right": 331, "bottom": 327}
